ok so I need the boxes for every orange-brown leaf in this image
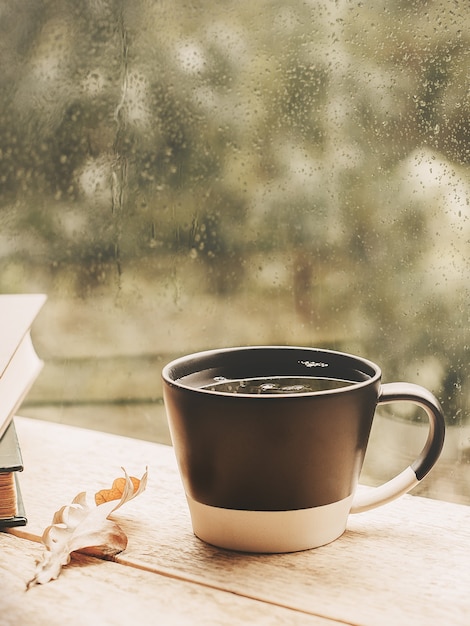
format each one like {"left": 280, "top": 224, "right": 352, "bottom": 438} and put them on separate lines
{"left": 95, "top": 476, "right": 141, "bottom": 505}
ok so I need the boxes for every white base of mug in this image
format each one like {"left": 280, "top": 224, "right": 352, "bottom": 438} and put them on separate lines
{"left": 186, "top": 494, "right": 354, "bottom": 553}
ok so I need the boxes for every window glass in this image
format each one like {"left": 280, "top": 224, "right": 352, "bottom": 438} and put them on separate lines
{"left": 1, "top": 0, "right": 468, "bottom": 503}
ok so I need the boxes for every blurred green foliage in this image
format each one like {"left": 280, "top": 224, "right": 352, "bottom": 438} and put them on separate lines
{"left": 0, "top": 0, "right": 468, "bottom": 424}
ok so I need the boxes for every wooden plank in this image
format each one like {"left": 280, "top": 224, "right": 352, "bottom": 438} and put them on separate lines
{"left": 0, "top": 532, "right": 337, "bottom": 626}
{"left": 12, "top": 417, "right": 470, "bottom": 626}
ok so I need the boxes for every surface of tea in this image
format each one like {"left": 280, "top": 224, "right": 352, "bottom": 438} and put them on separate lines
{"left": 202, "top": 376, "right": 356, "bottom": 394}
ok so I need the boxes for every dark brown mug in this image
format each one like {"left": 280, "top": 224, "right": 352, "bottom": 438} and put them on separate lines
{"left": 162, "top": 346, "right": 445, "bottom": 552}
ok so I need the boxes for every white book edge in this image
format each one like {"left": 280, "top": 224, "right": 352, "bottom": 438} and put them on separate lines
{"left": 0, "top": 294, "right": 46, "bottom": 378}
{"left": 0, "top": 326, "right": 45, "bottom": 442}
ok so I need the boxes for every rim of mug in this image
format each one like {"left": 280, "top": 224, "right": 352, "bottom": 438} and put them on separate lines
{"left": 162, "top": 345, "right": 382, "bottom": 397}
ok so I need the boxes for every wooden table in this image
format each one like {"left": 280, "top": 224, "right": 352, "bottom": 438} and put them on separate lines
{"left": 2, "top": 417, "right": 469, "bottom": 626}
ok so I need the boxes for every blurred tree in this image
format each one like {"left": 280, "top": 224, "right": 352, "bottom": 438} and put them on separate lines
{"left": 0, "top": 0, "right": 468, "bottom": 423}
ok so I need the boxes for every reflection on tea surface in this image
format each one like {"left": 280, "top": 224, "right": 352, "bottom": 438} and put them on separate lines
{"left": 202, "top": 376, "right": 355, "bottom": 394}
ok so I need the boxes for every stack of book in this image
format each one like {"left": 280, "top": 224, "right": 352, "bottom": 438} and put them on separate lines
{"left": 0, "top": 294, "right": 46, "bottom": 529}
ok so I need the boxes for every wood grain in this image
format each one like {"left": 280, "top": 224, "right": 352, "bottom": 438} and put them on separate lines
{"left": 11, "top": 416, "right": 470, "bottom": 626}
{"left": 0, "top": 532, "right": 336, "bottom": 626}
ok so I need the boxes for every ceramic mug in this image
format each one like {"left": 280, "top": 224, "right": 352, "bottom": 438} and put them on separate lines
{"left": 162, "top": 346, "right": 445, "bottom": 553}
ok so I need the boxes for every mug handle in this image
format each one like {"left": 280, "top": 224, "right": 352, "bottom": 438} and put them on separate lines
{"left": 351, "top": 382, "right": 446, "bottom": 514}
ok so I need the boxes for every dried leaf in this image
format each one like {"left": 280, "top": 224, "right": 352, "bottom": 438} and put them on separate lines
{"left": 95, "top": 475, "right": 142, "bottom": 506}
{"left": 27, "top": 467, "right": 148, "bottom": 588}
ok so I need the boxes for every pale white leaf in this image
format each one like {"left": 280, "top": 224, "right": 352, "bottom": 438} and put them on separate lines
{"left": 27, "top": 467, "right": 147, "bottom": 588}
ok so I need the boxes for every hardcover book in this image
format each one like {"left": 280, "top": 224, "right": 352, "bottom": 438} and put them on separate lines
{"left": 0, "top": 421, "right": 27, "bottom": 527}
{"left": 0, "top": 293, "right": 46, "bottom": 528}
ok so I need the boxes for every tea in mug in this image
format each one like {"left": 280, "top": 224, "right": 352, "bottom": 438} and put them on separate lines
{"left": 202, "top": 376, "right": 356, "bottom": 394}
